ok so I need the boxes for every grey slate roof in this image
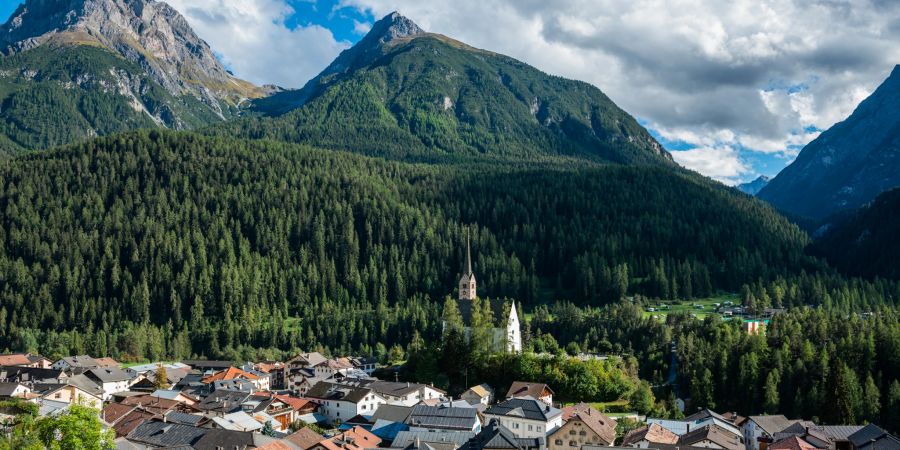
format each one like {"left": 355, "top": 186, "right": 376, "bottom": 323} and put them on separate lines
{"left": 126, "top": 421, "right": 208, "bottom": 447}
{"left": 373, "top": 404, "right": 414, "bottom": 423}
{"left": 341, "top": 378, "right": 445, "bottom": 397}
{"left": 0, "top": 382, "right": 24, "bottom": 396}
{"left": 749, "top": 415, "right": 798, "bottom": 435}
{"left": 305, "top": 381, "right": 372, "bottom": 403}
{"left": 196, "top": 390, "right": 252, "bottom": 413}
{"left": 392, "top": 431, "right": 476, "bottom": 449}
{"left": 58, "top": 355, "right": 100, "bottom": 369}
{"left": 678, "top": 425, "right": 742, "bottom": 450}
{"left": 406, "top": 405, "right": 479, "bottom": 430}
{"left": 484, "top": 396, "right": 561, "bottom": 422}
{"left": 87, "top": 367, "right": 135, "bottom": 383}
{"left": 464, "top": 420, "right": 542, "bottom": 450}
{"left": 163, "top": 410, "right": 208, "bottom": 426}
{"left": 0, "top": 366, "right": 67, "bottom": 383}
{"left": 849, "top": 424, "right": 893, "bottom": 448}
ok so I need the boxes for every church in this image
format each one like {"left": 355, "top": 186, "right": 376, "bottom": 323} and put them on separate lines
{"left": 452, "top": 232, "right": 522, "bottom": 353}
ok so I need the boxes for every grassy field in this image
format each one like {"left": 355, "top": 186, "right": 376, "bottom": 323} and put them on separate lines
{"left": 641, "top": 293, "right": 739, "bottom": 321}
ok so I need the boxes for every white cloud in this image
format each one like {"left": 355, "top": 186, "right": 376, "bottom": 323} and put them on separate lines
{"left": 671, "top": 147, "right": 749, "bottom": 185}
{"left": 337, "top": 0, "right": 900, "bottom": 179}
{"left": 165, "top": 0, "right": 350, "bottom": 88}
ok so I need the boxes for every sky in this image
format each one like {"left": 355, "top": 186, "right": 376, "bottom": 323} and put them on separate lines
{"left": 3, "top": 1, "right": 900, "bottom": 185}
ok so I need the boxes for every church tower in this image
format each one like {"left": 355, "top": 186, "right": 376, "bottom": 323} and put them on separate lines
{"left": 459, "top": 230, "right": 477, "bottom": 301}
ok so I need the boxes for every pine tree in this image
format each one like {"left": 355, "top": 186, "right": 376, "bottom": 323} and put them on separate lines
{"left": 763, "top": 369, "right": 780, "bottom": 413}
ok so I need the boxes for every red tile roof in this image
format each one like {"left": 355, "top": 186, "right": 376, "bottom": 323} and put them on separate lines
{"left": 315, "top": 426, "right": 381, "bottom": 450}
{"left": 201, "top": 367, "right": 259, "bottom": 383}
{"left": 770, "top": 436, "right": 820, "bottom": 450}
{"left": 0, "top": 354, "right": 33, "bottom": 366}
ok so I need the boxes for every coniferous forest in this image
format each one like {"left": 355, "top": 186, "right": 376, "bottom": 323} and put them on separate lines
{"left": 0, "top": 2, "right": 899, "bottom": 434}
{"left": 0, "top": 130, "right": 899, "bottom": 428}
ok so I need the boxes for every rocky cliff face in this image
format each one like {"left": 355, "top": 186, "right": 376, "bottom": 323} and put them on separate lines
{"left": 759, "top": 65, "right": 900, "bottom": 220}
{"left": 0, "top": 0, "right": 262, "bottom": 110}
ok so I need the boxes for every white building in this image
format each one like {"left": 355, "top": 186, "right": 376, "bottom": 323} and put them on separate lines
{"left": 743, "top": 416, "right": 798, "bottom": 450}
{"left": 305, "top": 381, "right": 387, "bottom": 425}
{"left": 339, "top": 379, "right": 445, "bottom": 407}
{"left": 84, "top": 368, "right": 136, "bottom": 401}
{"left": 446, "top": 232, "right": 522, "bottom": 353}
{"left": 483, "top": 396, "right": 563, "bottom": 439}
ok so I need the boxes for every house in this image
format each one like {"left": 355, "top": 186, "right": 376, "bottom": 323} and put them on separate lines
{"left": 743, "top": 416, "right": 800, "bottom": 450}
{"left": 210, "top": 410, "right": 269, "bottom": 432}
{"left": 506, "top": 382, "right": 554, "bottom": 406}
{"left": 246, "top": 361, "right": 287, "bottom": 390}
{"left": 85, "top": 367, "right": 136, "bottom": 400}
{"left": 549, "top": 403, "right": 617, "bottom": 450}
{"left": 774, "top": 423, "right": 864, "bottom": 450}
{"left": 769, "top": 436, "right": 821, "bottom": 450}
{"left": 678, "top": 424, "right": 744, "bottom": 450}
{"left": 311, "top": 425, "right": 382, "bottom": 450}
{"left": 150, "top": 389, "right": 199, "bottom": 406}
{"left": 445, "top": 234, "right": 522, "bottom": 353}
{"left": 94, "top": 357, "right": 121, "bottom": 369}
{"left": 196, "top": 390, "right": 254, "bottom": 417}
{"left": 0, "top": 382, "right": 32, "bottom": 399}
{"left": 120, "top": 393, "right": 200, "bottom": 417}
{"left": 0, "top": 366, "right": 69, "bottom": 385}
{"left": 848, "top": 424, "right": 900, "bottom": 450}
{"left": 392, "top": 430, "right": 477, "bottom": 450}
{"left": 0, "top": 354, "right": 53, "bottom": 369}
{"left": 340, "top": 378, "right": 446, "bottom": 406}
{"left": 306, "top": 381, "right": 387, "bottom": 425}
{"left": 51, "top": 355, "right": 100, "bottom": 372}
{"left": 285, "top": 427, "right": 326, "bottom": 450}
{"left": 462, "top": 384, "right": 495, "bottom": 406}
{"left": 405, "top": 404, "right": 481, "bottom": 432}
{"left": 622, "top": 423, "right": 681, "bottom": 448}
{"left": 181, "top": 360, "right": 235, "bottom": 373}
{"left": 314, "top": 359, "right": 356, "bottom": 380}
{"left": 124, "top": 420, "right": 279, "bottom": 449}
{"left": 202, "top": 367, "right": 270, "bottom": 391}
{"left": 483, "top": 396, "right": 563, "bottom": 439}
{"left": 462, "top": 419, "right": 543, "bottom": 450}
{"left": 102, "top": 404, "right": 156, "bottom": 438}
{"left": 33, "top": 383, "right": 103, "bottom": 408}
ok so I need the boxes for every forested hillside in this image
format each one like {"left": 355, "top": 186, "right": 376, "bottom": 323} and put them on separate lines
{"left": 812, "top": 188, "right": 900, "bottom": 279}
{"left": 0, "top": 130, "right": 811, "bottom": 360}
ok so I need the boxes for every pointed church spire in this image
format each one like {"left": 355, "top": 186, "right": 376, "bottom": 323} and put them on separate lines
{"left": 466, "top": 227, "right": 472, "bottom": 276}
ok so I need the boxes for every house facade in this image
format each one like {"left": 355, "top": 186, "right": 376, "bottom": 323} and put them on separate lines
{"left": 483, "top": 397, "right": 563, "bottom": 439}
{"left": 306, "top": 381, "right": 388, "bottom": 425}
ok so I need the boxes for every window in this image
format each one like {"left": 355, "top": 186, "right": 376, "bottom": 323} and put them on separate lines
{"left": 538, "top": 427, "right": 543, "bottom": 432}
{"left": 528, "top": 425, "right": 533, "bottom": 431}
{"left": 514, "top": 423, "right": 520, "bottom": 429}
{"left": 555, "top": 440, "right": 563, "bottom": 445}
{"left": 569, "top": 441, "right": 577, "bottom": 447}
{"left": 579, "top": 431, "right": 587, "bottom": 436}
{"left": 570, "top": 430, "right": 576, "bottom": 435}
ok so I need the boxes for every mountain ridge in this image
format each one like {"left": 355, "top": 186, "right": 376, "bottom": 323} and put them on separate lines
{"left": 239, "top": 12, "right": 673, "bottom": 166}
{"left": 0, "top": 0, "right": 264, "bottom": 106}
{"left": 758, "top": 65, "right": 900, "bottom": 220}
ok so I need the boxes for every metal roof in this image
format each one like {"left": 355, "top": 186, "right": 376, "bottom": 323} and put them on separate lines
{"left": 406, "top": 405, "right": 479, "bottom": 430}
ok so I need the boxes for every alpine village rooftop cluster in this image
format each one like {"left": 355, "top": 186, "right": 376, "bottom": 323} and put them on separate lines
{"left": 0, "top": 0, "right": 900, "bottom": 449}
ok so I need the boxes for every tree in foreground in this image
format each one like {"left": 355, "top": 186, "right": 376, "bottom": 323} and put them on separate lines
{"left": 0, "top": 402, "right": 113, "bottom": 450}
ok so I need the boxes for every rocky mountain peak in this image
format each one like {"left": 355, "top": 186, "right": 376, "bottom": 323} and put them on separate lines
{"left": 370, "top": 11, "right": 425, "bottom": 45}
{"left": 0, "top": 0, "right": 261, "bottom": 106}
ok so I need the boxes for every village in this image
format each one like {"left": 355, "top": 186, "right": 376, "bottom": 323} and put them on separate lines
{"left": 0, "top": 351, "right": 896, "bottom": 450}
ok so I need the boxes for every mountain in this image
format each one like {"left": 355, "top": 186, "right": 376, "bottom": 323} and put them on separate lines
{"left": 812, "top": 188, "right": 900, "bottom": 279}
{"left": 736, "top": 176, "right": 770, "bottom": 196}
{"left": 236, "top": 13, "right": 672, "bottom": 165}
{"left": 0, "top": 0, "right": 264, "bottom": 153}
{"left": 758, "top": 66, "right": 900, "bottom": 220}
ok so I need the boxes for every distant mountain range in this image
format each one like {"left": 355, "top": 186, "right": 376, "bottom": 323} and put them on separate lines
{"left": 0, "top": 0, "right": 264, "bottom": 153}
{"left": 234, "top": 13, "right": 674, "bottom": 166}
{"left": 736, "top": 176, "right": 769, "bottom": 196}
{"left": 759, "top": 66, "right": 900, "bottom": 221}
